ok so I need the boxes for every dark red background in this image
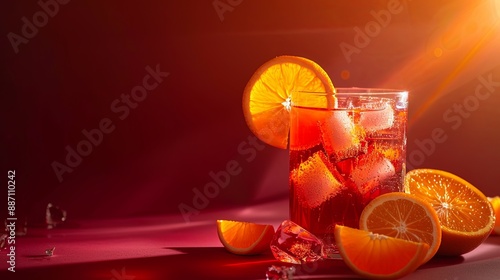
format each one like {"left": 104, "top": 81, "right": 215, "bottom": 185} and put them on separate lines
{"left": 2, "top": 0, "right": 500, "bottom": 224}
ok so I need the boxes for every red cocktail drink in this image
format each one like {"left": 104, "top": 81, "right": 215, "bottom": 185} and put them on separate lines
{"left": 289, "top": 88, "right": 408, "bottom": 255}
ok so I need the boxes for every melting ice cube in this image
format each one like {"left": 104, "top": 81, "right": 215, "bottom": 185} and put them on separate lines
{"left": 270, "top": 220, "right": 326, "bottom": 264}
{"left": 321, "top": 111, "right": 364, "bottom": 162}
{"left": 46, "top": 203, "right": 67, "bottom": 229}
{"left": 45, "top": 247, "right": 55, "bottom": 256}
{"left": 350, "top": 152, "right": 395, "bottom": 196}
{"left": 359, "top": 105, "right": 395, "bottom": 132}
{"left": 290, "top": 152, "right": 345, "bottom": 209}
{"left": 266, "top": 265, "right": 296, "bottom": 280}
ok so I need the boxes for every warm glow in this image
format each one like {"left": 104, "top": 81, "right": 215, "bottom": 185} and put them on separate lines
{"left": 382, "top": 0, "right": 500, "bottom": 127}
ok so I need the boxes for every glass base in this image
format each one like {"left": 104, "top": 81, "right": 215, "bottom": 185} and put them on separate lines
{"left": 323, "top": 244, "right": 342, "bottom": 260}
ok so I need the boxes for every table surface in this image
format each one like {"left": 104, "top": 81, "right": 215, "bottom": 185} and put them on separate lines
{"left": 1, "top": 198, "right": 500, "bottom": 280}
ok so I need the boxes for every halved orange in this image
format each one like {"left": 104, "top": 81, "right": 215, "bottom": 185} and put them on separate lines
{"left": 242, "top": 55, "right": 335, "bottom": 149}
{"left": 335, "top": 225, "right": 429, "bottom": 279}
{"left": 488, "top": 196, "right": 500, "bottom": 235}
{"left": 359, "top": 192, "right": 442, "bottom": 264}
{"left": 405, "top": 169, "right": 495, "bottom": 256}
{"left": 216, "top": 220, "right": 275, "bottom": 255}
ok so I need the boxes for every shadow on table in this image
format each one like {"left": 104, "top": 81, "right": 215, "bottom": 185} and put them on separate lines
{"left": 420, "top": 255, "right": 465, "bottom": 269}
{"left": 6, "top": 243, "right": 496, "bottom": 279}
{"left": 2, "top": 247, "right": 358, "bottom": 279}
{"left": 165, "top": 247, "right": 359, "bottom": 279}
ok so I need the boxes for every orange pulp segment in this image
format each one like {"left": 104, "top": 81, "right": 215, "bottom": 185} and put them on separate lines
{"left": 335, "top": 225, "right": 429, "bottom": 279}
{"left": 242, "top": 55, "right": 335, "bottom": 149}
{"left": 405, "top": 169, "right": 495, "bottom": 256}
{"left": 359, "top": 192, "right": 442, "bottom": 263}
{"left": 216, "top": 220, "right": 275, "bottom": 255}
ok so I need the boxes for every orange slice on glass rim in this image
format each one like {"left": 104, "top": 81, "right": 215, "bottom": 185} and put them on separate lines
{"left": 405, "top": 169, "right": 495, "bottom": 256}
{"left": 335, "top": 225, "right": 429, "bottom": 279}
{"left": 359, "top": 192, "right": 442, "bottom": 264}
{"left": 242, "top": 55, "right": 335, "bottom": 149}
{"left": 216, "top": 220, "right": 275, "bottom": 255}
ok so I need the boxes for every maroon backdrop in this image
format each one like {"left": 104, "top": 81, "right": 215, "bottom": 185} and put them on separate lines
{"left": 2, "top": 0, "right": 500, "bottom": 224}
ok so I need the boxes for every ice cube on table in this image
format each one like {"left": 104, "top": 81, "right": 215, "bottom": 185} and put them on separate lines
{"left": 321, "top": 111, "right": 363, "bottom": 162}
{"left": 46, "top": 203, "right": 67, "bottom": 229}
{"left": 266, "top": 265, "right": 296, "bottom": 279}
{"left": 45, "top": 247, "right": 56, "bottom": 256}
{"left": 350, "top": 152, "right": 395, "bottom": 195}
{"left": 291, "top": 152, "right": 345, "bottom": 209}
{"left": 359, "top": 105, "right": 395, "bottom": 132}
{"left": 270, "top": 220, "right": 326, "bottom": 264}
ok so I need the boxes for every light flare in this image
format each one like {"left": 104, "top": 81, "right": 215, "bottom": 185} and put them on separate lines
{"left": 379, "top": 1, "right": 500, "bottom": 127}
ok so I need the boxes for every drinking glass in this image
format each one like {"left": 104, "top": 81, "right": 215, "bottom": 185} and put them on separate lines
{"left": 289, "top": 88, "right": 408, "bottom": 256}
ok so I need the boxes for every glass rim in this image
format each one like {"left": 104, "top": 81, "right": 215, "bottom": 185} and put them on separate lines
{"left": 290, "top": 87, "right": 408, "bottom": 110}
{"left": 292, "top": 87, "right": 408, "bottom": 95}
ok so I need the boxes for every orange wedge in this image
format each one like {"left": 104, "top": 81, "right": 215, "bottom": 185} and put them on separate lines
{"left": 216, "top": 220, "right": 275, "bottom": 255}
{"left": 488, "top": 196, "right": 500, "bottom": 235}
{"left": 359, "top": 192, "right": 442, "bottom": 263}
{"left": 242, "top": 55, "right": 335, "bottom": 149}
{"left": 335, "top": 225, "right": 429, "bottom": 279}
{"left": 405, "top": 169, "right": 495, "bottom": 256}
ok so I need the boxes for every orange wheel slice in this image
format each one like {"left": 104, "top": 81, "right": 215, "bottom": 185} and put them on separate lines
{"left": 242, "top": 55, "right": 335, "bottom": 149}
{"left": 335, "top": 225, "right": 429, "bottom": 279}
{"left": 216, "top": 220, "right": 275, "bottom": 255}
{"left": 359, "top": 192, "right": 442, "bottom": 263}
{"left": 488, "top": 196, "right": 500, "bottom": 235}
{"left": 405, "top": 169, "right": 495, "bottom": 256}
